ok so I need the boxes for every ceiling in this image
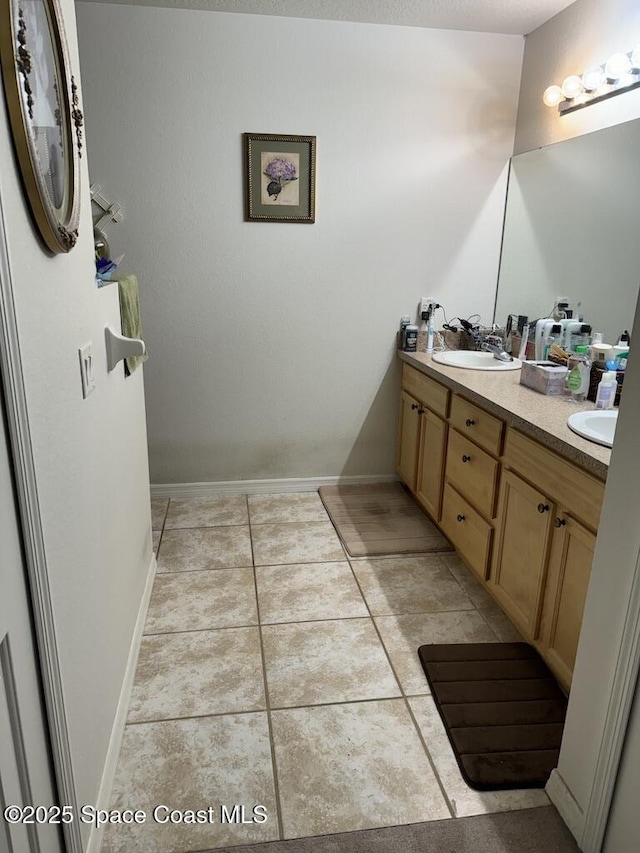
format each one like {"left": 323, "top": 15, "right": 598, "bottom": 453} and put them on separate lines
{"left": 78, "top": 0, "right": 578, "bottom": 37}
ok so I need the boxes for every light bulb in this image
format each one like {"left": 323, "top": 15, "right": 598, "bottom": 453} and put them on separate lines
{"left": 605, "top": 52, "right": 632, "bottom": 80}
{"left": 582, "top": 67, "right": 606, "bottom": 91}
{"left": 631, "top": 45, "right": 640, "bottom": 70}
{"left": 562, "top": 75, "right": 584, "bottom": 99}
{"left": 543, "top": 85, "right": 564, "bottom": 107}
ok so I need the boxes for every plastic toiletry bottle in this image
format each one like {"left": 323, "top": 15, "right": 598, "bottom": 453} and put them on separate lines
{"left": 566, "top": 352, "right": 590, "bottom": 402}
{"left": 543, "top": 324, "right": 562, "bottom": 359}
{"left": 595, "top": 371, "right": 617, "bottom": 410}
{"left": 403, "top": 325, "right": 418, "bottom": 352}
{"left": 426, "top": 310, "right": 436, "bottom": 353}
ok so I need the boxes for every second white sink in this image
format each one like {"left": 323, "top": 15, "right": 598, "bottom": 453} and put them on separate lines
{"left": 567, "top": 410, "right": 618, "bottom": 448}
{"left": 432, "top": 351, "right": 522, "bottom": 371}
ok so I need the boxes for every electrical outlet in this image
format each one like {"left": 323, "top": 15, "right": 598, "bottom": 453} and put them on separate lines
{"left": 79, "top": 343, "right": 96, "bottom": 398}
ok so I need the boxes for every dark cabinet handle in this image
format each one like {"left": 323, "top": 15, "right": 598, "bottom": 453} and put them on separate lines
{"left": 418, "top": 408, "right": 425, "bottom": 415}
{"left": 456, "top": 514, "right": 465, "bottom": 522}
{"left": 537, "top": 503, "right": 550, "bottom": 513}
{"left": 411, "top": 403, "right": 419, "bottom": 410}
{"left": 554, "top": 517, "right": 567, "bottom": 528}
{"left": 462, "top": 454, "right": 471, "bottom": 463}
{"left": 465, "top": 418, "right": 475, "bottom": 427}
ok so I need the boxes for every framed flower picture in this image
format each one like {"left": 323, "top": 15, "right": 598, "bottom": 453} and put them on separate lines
{"left": 244, "top": 133, "right": 316, "bottom": 223}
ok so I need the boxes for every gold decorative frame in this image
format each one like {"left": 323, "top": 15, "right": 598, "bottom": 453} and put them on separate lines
{"left": 245, "top": 133, "right": 316, "bottom": 223}
{"left": 0, "top": 0, "right": 82, "bottom": 253}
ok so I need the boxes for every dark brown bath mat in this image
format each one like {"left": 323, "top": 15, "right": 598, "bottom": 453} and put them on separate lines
{"left": 418, "top": 642, "right": 568, "bottom": 791}
{"left": 318, "top": 482, "right": 452, "bottom": 557}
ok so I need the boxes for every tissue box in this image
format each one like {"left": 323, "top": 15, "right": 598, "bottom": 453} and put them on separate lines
{"left": 520, "top": 360, "right": 568, "bottom": 396}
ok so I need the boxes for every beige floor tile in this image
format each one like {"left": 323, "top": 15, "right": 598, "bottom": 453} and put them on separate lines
{"left": 165, "top": 495, "right": 248, "bottom": 529}
{"left": 271, "top": 700, "right": 450, "bottom": 839}
{"left": 374, "top": 612, "right": 498, "bottom": 695}
{"left": 351, "top": 555, "right": 474, "bottom": 616}
{"left": 152, "top": 530, "right": 161, "bottom": 553}
{"left": 151, "top": 499, "right": 169, "bottom": 531}
{"left": 251, "top": 522, "right": 344, "bottom": 566}
{"left": 248, "top": 492, "right": 329, "bottom": 523}
{"left": 102, "top": 713, "right": 279, "bottom": 853}
{"left": 478, "top": 603, "right": 526, "bottom": 643}
{"left": 157, "top": 527, "right": 252, "bottom": 572}
{"left": 128, "top": 628, "right": 265, "bottom": 722}
{"left": 256, "top": 562, "right": 367, "bottom": 624}
{"left": 409, "top": 696, "right": 549, "bottom": 817}
{"left": 262, "top": 619, "right": 400, "bottom": 707}
{"left": 438, "top": 553, "right": 524, "bottom": 641}
{"left": 144, "top": 569, "right": 258, "bottom": 635}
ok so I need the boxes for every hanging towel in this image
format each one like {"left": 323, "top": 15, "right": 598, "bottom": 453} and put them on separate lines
{"left": 115, "top": 274, "right": 149, "bottom": 374}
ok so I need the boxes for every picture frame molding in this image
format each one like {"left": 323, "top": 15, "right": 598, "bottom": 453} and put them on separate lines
{"left": 244, "top": 132, "right": 316, "bottom": 223}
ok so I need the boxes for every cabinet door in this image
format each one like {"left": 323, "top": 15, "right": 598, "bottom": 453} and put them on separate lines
{"left": 539, "top": 513, "right": 596, "bottom": 691}
{"left": 415, "top": 409, "right": 447, "bottom": 522}
{"left": 490, "top": 470, "right": 555, "bottom": 638}
{"left": 397, "top": 390, "right": 421, "bottom": 490}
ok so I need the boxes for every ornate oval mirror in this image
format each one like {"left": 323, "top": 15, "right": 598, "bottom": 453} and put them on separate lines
{"left": 0, "top": 0, "right": 82, "bottom": 253}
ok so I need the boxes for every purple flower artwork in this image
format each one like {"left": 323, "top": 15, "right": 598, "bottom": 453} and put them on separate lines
{"left": 260, "top": 152, "right": 300, "bottom": 205}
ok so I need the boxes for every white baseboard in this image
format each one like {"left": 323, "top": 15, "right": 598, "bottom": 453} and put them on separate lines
{"left": 546, "top": 768, "right": 584, "bottom": 845}
{"left": 86, "top": 551, "right": 157, "bottom": 853}
{"left": 150, "top": 473, "right": 399, "bottom": 500}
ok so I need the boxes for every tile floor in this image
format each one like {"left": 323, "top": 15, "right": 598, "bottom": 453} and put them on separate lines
{"left": 105, "top": 492, "right": 549, "bottom": 852}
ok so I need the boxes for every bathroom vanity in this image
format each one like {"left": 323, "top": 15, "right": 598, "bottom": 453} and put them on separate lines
{"left": 397, "top": 352, "right": 610, "bottom": 692}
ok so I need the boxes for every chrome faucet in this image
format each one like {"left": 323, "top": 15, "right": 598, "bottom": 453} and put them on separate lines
{"left": 481, "top": 341, "right": 514, "bottom": 363}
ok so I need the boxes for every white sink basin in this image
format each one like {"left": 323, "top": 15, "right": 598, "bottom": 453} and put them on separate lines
{"left": 432, "top": 351, "right": 522, "bottom": 371}
{"left": 567, "top": 410, "right": 618, "bottom": 448}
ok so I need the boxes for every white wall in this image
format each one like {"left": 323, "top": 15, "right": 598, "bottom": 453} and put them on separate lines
{"left": 515, "top": 0, "right": 640, "bottom": 153}
{"left": 0, "top": 0, "right": 152, "bottom": 843}
{"left": 515, "top": 0, "right": 640, "bottom": 846}
{"left": 75, "top": 4, "right": 523, "bottom": 485}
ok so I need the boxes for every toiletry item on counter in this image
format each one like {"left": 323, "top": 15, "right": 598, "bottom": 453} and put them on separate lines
{"left": 520, "top": 360, "right": 568, "bottom": 396}
{"left": 590, "top": 343, "right": 612, "bottom": 364}
{"left": 595, "top": 371, "right": 617, "bottom": 410}
{"left": 518, "top": 324, "right": 530, "bottom": 360}
{"left": 535, "top": 317, "right": 555, "bottom": 360}
{"left": 403, "top": 324, "right": 418, "bottom": 352}
{"left": 543, "top": 324, "right": 563, "bottom": 359}
{"left": 565, "top": 352, "right": 590, "bottom": 402}
{"left": 399, "top": 316, "right": 411, "bottom": 349}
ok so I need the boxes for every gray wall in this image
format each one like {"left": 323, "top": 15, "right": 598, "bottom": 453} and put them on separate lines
{"left": 76, "top": 4, "right": 523, "bottom": 485}
{"left": 0, "top": 0, "right": 152, "bottom": 843}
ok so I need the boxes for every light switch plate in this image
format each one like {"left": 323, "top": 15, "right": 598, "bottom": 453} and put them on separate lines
{"left": 79, "top": 343, "right": 96, "bottom": 398}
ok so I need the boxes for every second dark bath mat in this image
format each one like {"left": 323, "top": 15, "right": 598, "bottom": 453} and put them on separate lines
{"left": 418, "top": 642, "right": 568, "bottom": 791}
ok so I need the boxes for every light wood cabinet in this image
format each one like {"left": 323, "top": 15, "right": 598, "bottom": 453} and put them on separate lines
{"left": 397, "top": 389, "right": 421, "bottom": 490}
{"left": 489, "top": 470, "right": 555, "bottom": 637}
{"left": 397, "top": 360, "right": 606, "bottom": 693}
{"left": 539, "top": 513, "right": 596, "bottom": 690}
{"left": 415, "top": 409, "right": 447, "bottom": 521}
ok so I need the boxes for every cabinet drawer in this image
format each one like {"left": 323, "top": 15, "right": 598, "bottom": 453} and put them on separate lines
{"left": 504, "top": 429, "right": 604, "bottom": 532}
{"left": 449, "top": 395, "right": 504, "bottom": 456}
{"left": 441, "top": 483, "right": 492, "bottom": 581}
{"left": 446, "top": 428, "right": 499, "bottom": 519}
{"left": 402, "top": 365, "right": 449, "bottom": 417}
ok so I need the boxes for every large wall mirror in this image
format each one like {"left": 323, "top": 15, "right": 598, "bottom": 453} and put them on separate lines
{"left": 494, "top": 118, "right": 640, "bottom": 344}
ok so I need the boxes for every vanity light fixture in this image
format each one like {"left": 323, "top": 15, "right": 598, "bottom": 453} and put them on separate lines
{"left": 543, "top": 45, "right": 640, "bottom": 114}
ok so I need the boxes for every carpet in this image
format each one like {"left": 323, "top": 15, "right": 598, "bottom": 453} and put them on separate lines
{"left": 318, "top": 482, "right": 452, "bottom": 557}
{"left": 205, "top": 807, "right": 578, "bottom": 853}
{"left": 418, "top": 643, "right": 568, "bottom": 791}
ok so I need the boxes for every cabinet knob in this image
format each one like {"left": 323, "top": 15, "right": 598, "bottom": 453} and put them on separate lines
{"left": 465, "top": 418, "right": 475, "bottom": 427}
{"left": 554, "top": 517, "right": 567, "bottom": 528}
{"left": 537, "top": 503, "right": 550, "bottom": 513}
{"left": 411, "top": 403, "right": 419, "bottom": 410}
{"left": 418, "top": 408, "right": 425, "bottom": 415}
{"left": 462, "top": 454, "right": 471, "bottom": 463}
{"left": 456, "top": 513, "right": 465, "bottom": 522}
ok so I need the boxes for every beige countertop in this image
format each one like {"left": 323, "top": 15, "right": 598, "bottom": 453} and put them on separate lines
{"left": 399, "top": 350, "right": 611, "bottom": 481}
